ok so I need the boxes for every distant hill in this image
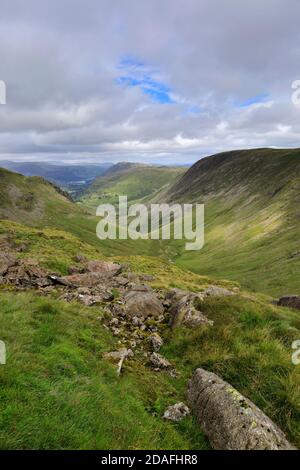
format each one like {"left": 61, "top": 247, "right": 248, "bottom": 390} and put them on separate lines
{"left": 80, "top": 162, "right": 186, "bottom": 210}
{"left": 0, "top": 160, "right": 112, "bottom": 196}
{"left": 162, "top": 148, "right": 300, "bottom": 295}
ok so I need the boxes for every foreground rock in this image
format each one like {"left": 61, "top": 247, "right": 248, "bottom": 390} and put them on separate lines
{"left": 163, "top": 403, "right": 190, "bottom": 422}
{"left": 167, "top": 289, "right": 213, "bottom": 328}
{"left": 278, "top": 295, "right": 300, "bottom": 310}
{"left": 187, "top": 368, "right": 296, "bottom": 450}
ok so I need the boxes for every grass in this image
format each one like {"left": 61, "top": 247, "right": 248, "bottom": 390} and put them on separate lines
{"left": 79, "top": 164, "right": 185, "bottom": 210}
{"left": 0, "top": 291, "right": 208, "bottom": 450}
{"left": 162, "top": 294, "right": 300, "bottom": 447}
{"left": 161, "top": 148, "right": 300, "bottom": 297}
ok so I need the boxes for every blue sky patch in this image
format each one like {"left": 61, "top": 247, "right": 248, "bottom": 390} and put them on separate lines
{"left": 235, "top": 93, "right": 269, "bottom": 108}
{"left": 117, "top": 56, "right": 175, "bottom": 104}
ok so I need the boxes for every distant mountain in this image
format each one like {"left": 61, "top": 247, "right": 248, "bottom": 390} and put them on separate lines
{"left": 80, "top": 162, "right": 186, "bottom": 209}
{"left": 0, "top": 160, "right": 113, "bottom": 196}
{"left": 161, "top": 148, "right": 300, "bottom": 295}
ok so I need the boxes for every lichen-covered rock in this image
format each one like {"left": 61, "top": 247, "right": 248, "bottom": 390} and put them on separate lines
{"left": 167, "top": 289, "right": 213, "bottom": 328}
{"left": 163, "top": 403, "right": 190, "bottom": 422}
{"left": 187, "top": 368, "right": 296, "bottom": 450}
{"left": 278, "top": 295, "right": 300, "bottom": 310}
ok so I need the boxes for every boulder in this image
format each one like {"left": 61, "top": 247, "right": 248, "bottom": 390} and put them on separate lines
{"left": 167, "top": 289, "right": 213, "bottom": 328}
{"left": 187, "top": 368, "right": 296, "bottom": 450}
{"left": 124, "top": 290, "right": 164, "bottom": 319}
{"left": 163, "top": 403, "right": 190, "bottom": 422}
{"left": 201, "top": 285, "right": 235, "bottom": 297}
{"left": 278, "top": 295, "right": 300, "bottom": 310}
{"left": 86, "top": 260, "right": 122, "bottom": 277}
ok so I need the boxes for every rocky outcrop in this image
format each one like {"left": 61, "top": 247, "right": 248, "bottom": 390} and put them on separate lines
{"left": 278, "top": 295, "right": 300, "bottom": 310}
{"left": 167, "top": 289, "right": 213, "bottom": 328}
{"left": 187, "top": 368, "right": 296, "bottom": 450}
{"left": 163, "top": 403, "right": 190, "bottom": 422}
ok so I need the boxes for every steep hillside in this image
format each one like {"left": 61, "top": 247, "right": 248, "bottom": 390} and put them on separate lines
{"left": 162, "top": 148, "right": 300, "bottom": 296}
{"left": 0, "top": 220, "right": 299, "bottom": 449}
{"left": 0, "top": 167, "right": 158, "bottom": 257}
{"left": 79, "top": 162, "right": 185, "bottom": 210}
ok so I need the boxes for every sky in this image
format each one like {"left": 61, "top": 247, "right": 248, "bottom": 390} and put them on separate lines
{"left": 1, "top": 0, "right": 300, "bottom": 165}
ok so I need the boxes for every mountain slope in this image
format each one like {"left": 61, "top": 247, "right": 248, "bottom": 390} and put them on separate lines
{"left": 162, "top": 148, "right": 300, "bottom": 296}
{"left": 0, "top": 167, "right": 165, "bottom": 258}
{"left": 79, "top": 162, "right": 185, "bottom": 210}
{"left": 0, "top": 161, "right": 112, "bottom": 196}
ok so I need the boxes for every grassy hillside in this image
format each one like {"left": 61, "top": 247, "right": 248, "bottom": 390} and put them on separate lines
{"left": 0, "top": 164, "right": 299, "bottom": 449}
{"left": 79, "top": 162, "right": 185, "bottom": 210}
{"left": 0, "top": 167, "right": 162, "bottom": 258}
{"left": 162, "top": 148, "right": 300, "bottom": 296}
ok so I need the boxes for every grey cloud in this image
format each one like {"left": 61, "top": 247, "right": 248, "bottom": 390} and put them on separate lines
{"left": 1, "top": 0, "right": 300, "bottom": 164}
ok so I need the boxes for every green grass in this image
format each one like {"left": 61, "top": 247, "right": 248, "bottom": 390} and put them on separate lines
{"left": 0, "top": 291, "right": 208, "bottom": 450}
{"left": 162, "top": 294, "right": 300, "bottom": 447}
{"left": 161, "top": 148, "right": 300, "bottom": 296}
{"left": 79, "top": 163, "right": 185, "bottom": 210}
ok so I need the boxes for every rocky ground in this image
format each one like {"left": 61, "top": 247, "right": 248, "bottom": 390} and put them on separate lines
{"left": 0, "top": 239, "right": 298, "bottom": 450}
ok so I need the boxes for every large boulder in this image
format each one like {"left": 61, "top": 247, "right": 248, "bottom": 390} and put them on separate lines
{"left": 167, "top": 289, "right": 213, "bottom": 328}
{"left": 278, "top": 295, "right": 300, "bottom": 310}
{"left": 187, "top": 368, "right": 296, "bottom": 450}
{"left": 124, "top": 288, "right": 164, "bottom": 319}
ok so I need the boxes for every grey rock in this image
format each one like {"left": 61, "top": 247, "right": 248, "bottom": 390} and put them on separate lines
{"left": 187, "top": 368, "right": 296, "bottom": 450}
{"left": 86, "top": 260, "right": 122, "bottom": 276}
{"left": 149, "top": 333, "right": 163, "bottom": 352}
{"left": 124, "top": 290, "right": 164, "bottom": 319}
{"left": 202, "top": 285, "right": 235, "bottom": 297}
{"left": 167, "top": 289, "right": 213, "bottom": 328}
{"left": 278, "top": 295, "right": 300, "bottom": 310}
{"left": 163, "top": 403, "right": 190, "bottom": 422}
{"left": 150, "top": 352, "right": 172, "bottom": 370}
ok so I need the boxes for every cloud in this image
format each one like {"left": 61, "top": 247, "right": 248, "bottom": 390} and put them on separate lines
{"left": 1, "top": 0, "right": 300, "bottom": 164}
